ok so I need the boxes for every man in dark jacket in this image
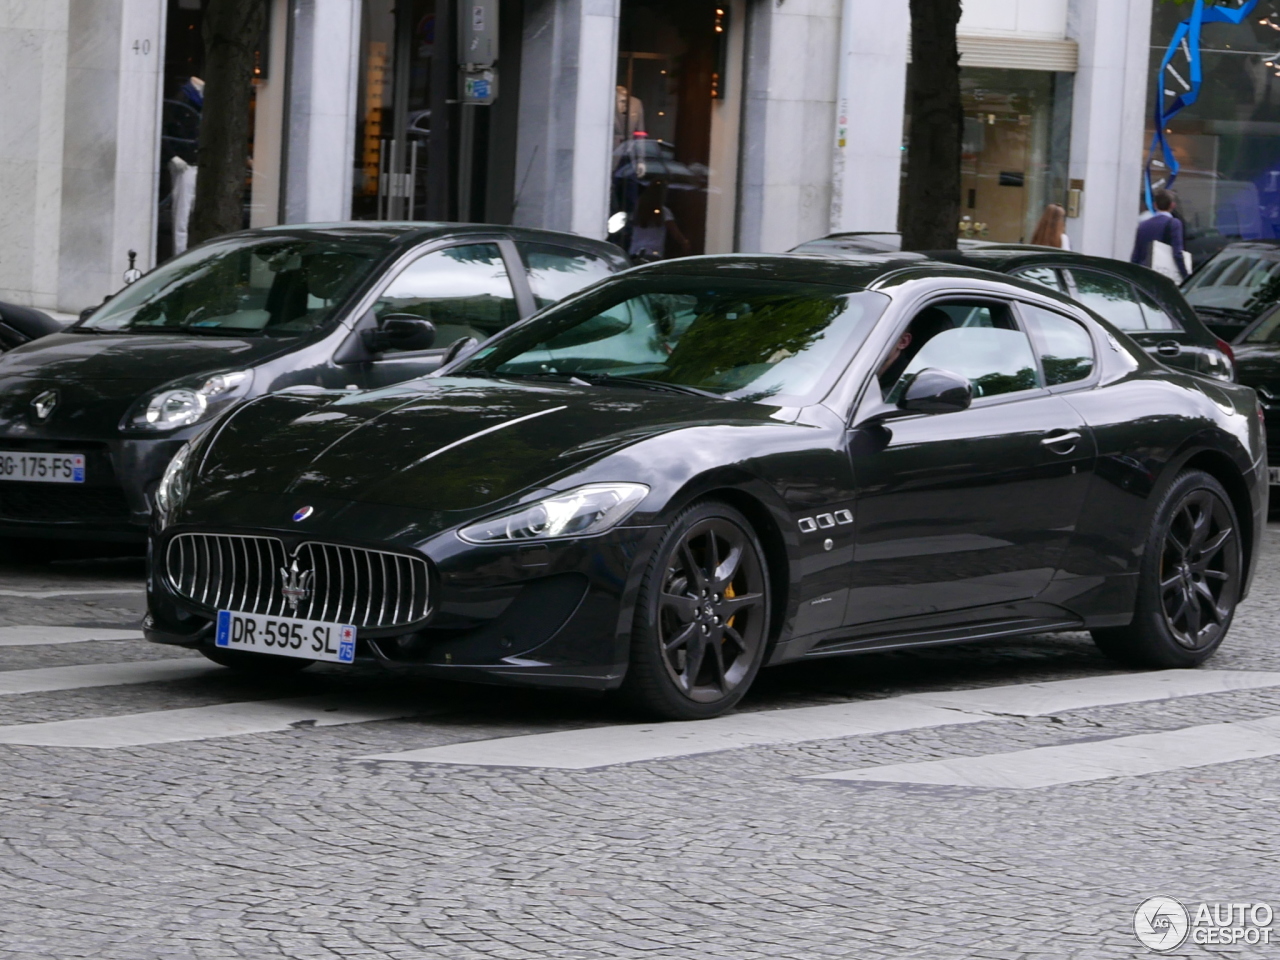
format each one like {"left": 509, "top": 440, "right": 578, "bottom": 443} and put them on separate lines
{"left": 1131, "top": 188, "right": 1189, "bottom": 281}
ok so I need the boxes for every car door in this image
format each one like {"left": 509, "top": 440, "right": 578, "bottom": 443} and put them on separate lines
{"left": 843, "top": 297, "right": 1097, "bottom": 627}
{"left": 341, "top": 240, "right": 524, "bottom": 389}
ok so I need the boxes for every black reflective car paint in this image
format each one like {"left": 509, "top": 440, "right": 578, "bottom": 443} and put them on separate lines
{"left": 146, "top": 256, "right": 1267, "bottom": 691}
{"left": 0, "top": 224, "right": 627, "bottom": 540}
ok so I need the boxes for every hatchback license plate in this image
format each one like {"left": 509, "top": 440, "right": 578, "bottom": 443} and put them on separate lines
{"left": 215, "top": 610, "right": 357, "bottom": 664}
{"left": 0, "top": 451, "right": 84, "bottom": 483}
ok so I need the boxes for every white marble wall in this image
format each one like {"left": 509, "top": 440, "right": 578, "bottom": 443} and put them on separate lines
{"left": 1065, "top": 0, "right": 1153, "bottom": 259}
{"left": 959, "top": 0, "right": 1069, "bottom": 39}
{"left": 738, "top": 0, "right": 843, "bottom": 252}
{"left": 0, "top": 0, "right": 71, "bottom": 310}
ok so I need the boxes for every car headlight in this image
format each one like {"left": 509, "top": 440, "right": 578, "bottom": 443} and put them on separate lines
{"left": 458, "top": 483, "right": 649, "bottom": 543}
{"left": 127, "top": 371, "right": 252, "bottom": 431}
{"left": 154, "top": 441, "right": 193, "bottom": 527}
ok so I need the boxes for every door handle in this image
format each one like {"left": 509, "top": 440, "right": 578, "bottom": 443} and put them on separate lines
{"left": 1156, "top": 340, "right": 1182, "bottom": 357}
{"left": 1041, "top": 429, "right": 1081, "bottom": 452}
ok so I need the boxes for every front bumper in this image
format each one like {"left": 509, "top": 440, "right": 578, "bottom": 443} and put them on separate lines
{"left": 0, "top": 435, "right": 189, "bottom": 541}
{"left": 146, "top": 520, "right": 666, "bottom": 691}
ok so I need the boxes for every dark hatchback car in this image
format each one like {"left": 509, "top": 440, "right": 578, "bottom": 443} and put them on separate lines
{"left": 0, "top": 223, "right": 627, "bottom": 542}
{"left": 793, "top": 237, "right": 1236, "bottom": 382}
{"left": 1226, "top": 308, "right": 1280, "bottom": 488}
{"left": 147, "top": 255, "right": 1265, "bottom": 719}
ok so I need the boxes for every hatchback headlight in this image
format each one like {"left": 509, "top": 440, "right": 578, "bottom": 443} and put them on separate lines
{"left": 127, "top": 371, "right": 251, "bottom": 431}
{"left": 154, "top": 441, "right": 193, "bottom": 527}
{"left": 458, "top": 483, "right": 649, "bottom": 543}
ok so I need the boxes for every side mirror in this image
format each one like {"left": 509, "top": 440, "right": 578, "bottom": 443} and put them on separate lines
{"left": 897, "top": 368, "right": 972, "bottom": 414}
{"left": 363, "top": 313, "right": 437, "bottom": 353}
{"left": 440, "top": 336, "right": 480, "bottom": 367}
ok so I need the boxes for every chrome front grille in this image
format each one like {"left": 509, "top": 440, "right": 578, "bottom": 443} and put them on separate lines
{"left": 165, "top": 534, "right": 431, "bottom": 629}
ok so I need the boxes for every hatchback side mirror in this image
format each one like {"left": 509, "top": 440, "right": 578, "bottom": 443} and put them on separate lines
{"left": 363, "top": 314, "right": 437, "bottom": 353}
{"left": 897, "top": 368, "right": 972, "bottom": 414}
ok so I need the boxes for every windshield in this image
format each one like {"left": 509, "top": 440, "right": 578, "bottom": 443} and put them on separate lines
{"left": 78, "top": 235, "right": 387, "bottom": 336}
{"left": 455, "top": 277, "right": 888, "bottom": 405}
{"left": 1183, "top": 251, "right": 1280, "bottom": 318}
{"left": 1242, "top": 306, "right": 1280, "bottom": 344}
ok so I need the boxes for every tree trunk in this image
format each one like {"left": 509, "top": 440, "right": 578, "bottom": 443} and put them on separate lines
{"left": 901, "top": 0, "right": 963, "bottom": 251}
{"left": 188, "top": 0, "right": 267, "bottom": 246}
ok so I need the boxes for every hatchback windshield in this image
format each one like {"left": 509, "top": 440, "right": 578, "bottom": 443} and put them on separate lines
{"left": 78, "top": 235, "right": 386, "bottom": 336}
{"left": 1183, "top": 251, "right": 1280, "bottom": 319}
{"left": 456, "top": 278, "right": 888, "bottom": 404}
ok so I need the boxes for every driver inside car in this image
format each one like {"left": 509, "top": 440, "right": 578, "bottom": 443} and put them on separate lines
{"left": 877, "top": 306, "right": 957, "bottom": 394}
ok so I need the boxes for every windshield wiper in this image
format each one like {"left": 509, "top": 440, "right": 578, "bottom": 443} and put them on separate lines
{"left": 572, "top": 373, "right": 726, "bottom": 400}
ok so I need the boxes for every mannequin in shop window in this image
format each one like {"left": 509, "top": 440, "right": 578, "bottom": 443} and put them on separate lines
{"left": 629, "top": 181, "right": 689, "bottom": 262}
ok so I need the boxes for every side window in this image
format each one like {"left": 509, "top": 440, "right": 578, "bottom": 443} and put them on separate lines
{"left": 1020, "top": 304, "right": 1095, "bottom": 387}
{"left": 882, "top": 301, "right": 1041, "bottom": 400}
{"left": 1135, "top": 287, "right": 1181, "bottom": 331}
{"left": 1014, "top": 266, "right": 1064, "bottom": 293}
{"left": 1067, "top": 269, "right": 1147, "bottom": 331}
{"left": 518, "top": 242, "right": 616, "bottom": 309}
{"left": 374, "top": 243, "right": 518, "bottom": 348}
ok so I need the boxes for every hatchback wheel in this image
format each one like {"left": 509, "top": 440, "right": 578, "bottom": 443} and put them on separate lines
{"left": 200, "top": 645, "right": 314, "bottom": 674}
{"left": 622, "top": 501, "right": 771, "bottom": 720}
{"left": 1092, "top": 470, "right": 1242, "bottom": 668}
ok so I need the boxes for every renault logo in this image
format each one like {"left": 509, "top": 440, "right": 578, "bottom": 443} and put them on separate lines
{"left": 31, "top": 389, "right": 58, "bottom": 421}
{"left": 279, "top": 559, "right": 314, "bottom": 615}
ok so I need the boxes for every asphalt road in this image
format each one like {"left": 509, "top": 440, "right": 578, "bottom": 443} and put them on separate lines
{"left": 3, "top": 530, "right": 1280, "bottom": 959}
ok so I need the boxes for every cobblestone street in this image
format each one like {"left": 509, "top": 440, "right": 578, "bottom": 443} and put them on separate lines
{"left": 3, "top": 529, "right": 1280, "bottom": 959}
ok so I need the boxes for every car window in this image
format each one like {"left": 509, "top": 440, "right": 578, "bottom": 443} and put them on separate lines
{"left": 374, "top": 243, "right": 519, "bottom": 348}
{"left": 1066, "top": 269, "right": 1147, "bottom": 331}
{"left": 896, "top": 327, "right": 1042, "bottom": 400}
{"left": 1134, "top": 286, "right": 1181, "bottom": 331}
{"left": 1014, "top": 266, "right": 1064, "bottom": 293}
{"left": 518, "top": 242, "right": 617, "bottom": 309}
{"left": 1020, "top": 304, "right": 1095, "bottom": 386}
{"left": 1183, "top": 253, "right": 1280, "bottom": 315}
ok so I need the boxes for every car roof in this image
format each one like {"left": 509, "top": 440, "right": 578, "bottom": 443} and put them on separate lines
{"left": 227, "top": 221, "right": 629, "bottom": 264}
{"left": 620, "top": 252, "right": 1038, "bottom": 292}
{"left": 1202, "top": 240, "right": 1280, "bottom": 259}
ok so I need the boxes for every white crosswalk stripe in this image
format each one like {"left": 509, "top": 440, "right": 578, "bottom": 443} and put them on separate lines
{"left": 360, "top": 670, "right": 1280, "bottom": 769}
{"left": 0, "top": 696, "right": 418, "bottom": 748}
{"left": 0, "top": 659, "right": 221, "bottom": 696}
{"left": 808, "top": 715, "right": 1280, "bottom": 789}
{"left": 0, "top": 626, "right": 143, "bottom": 647}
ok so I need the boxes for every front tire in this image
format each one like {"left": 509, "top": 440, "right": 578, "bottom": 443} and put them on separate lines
{"left": 200, "top": 645, "right": 315, "bottom": 674}
{"left": 1092, "top": 470, "right": 1242, "bottom": 668}
{"left": 621, "top": 500, "right": 771, "bottom": 720}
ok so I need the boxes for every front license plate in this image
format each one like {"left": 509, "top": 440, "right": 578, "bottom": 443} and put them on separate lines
{"left": 0, "top": 451, "right": 84, "bottom": 483}
{"left": 1270, "top": 467, "right": 1280, "bottom": 486}
{"left": 215, "top": 610, "right": 357, "bottom": 664}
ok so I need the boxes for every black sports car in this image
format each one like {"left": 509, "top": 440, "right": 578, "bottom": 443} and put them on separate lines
{"left": 146, "top": 256, "right": 1267, "bottom": 720}
{"left": 793, "top": 236, "right": 1236, "bottom": 382}
{"left": 0, "top": 223, "right": 626, "bottom": 542}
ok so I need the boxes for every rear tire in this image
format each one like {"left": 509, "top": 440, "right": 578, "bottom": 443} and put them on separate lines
{"left": 1092, "top": 470, "right": 1242, "bottom": 669}
{"left": 620, "top": 500, "right": 771, "bottom": 720}
{"left": 200, "top": 645, "right": 314, "bottom": 674}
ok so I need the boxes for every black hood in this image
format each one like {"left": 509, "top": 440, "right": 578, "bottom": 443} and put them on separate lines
{"left": 194, "top": 377, "right": 784, "bottom": 515}
{"left": 1232, "top": 344, "right": 1280, "bottom": 392}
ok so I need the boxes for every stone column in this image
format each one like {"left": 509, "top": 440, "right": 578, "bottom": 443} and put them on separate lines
{"left": 511, "top": 0, "right": 619, "bottom": 239}
{"left": 829, "top": 0, "right": 909, "bottom": 235}
{"left": 1065, "top": 0, "right": 1153, "bottom": 259}
{"left": 281, "top": 0, "right": 362, "bottom": 224}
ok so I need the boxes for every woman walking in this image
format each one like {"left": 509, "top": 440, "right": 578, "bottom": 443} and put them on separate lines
{"left": 1031, "top": 203, "right": 1071, "bottom": 249}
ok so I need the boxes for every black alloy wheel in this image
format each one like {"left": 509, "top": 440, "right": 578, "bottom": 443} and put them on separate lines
{"left": 1092, "top": 470, "right": 1242, "bottom": 668}
{"left": 622, "top": 501, "right": 771, "bottom": 720}
{"left": 200, "top": 645, "right": 314, "bottom": 674}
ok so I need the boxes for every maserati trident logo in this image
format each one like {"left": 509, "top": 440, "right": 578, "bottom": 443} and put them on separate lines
{"left": 31, "top": 389, "right": 58, "bottom": 421}
{"left": 280, "top": 559, "right": 314, "bottom": 615}
{"left": 292, "top": 506, "right": 314, "bottom": 522}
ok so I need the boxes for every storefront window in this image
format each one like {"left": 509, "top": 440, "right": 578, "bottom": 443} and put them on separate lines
{"left": 1147, "top": 2, "right": 1280, "bottom": 261}
{"left": 609, "top": 0, "right": 738, "bottom": 258}
{"left": 959, "top": 68, "right": 1072, "bottom": 244}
